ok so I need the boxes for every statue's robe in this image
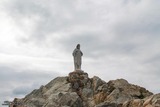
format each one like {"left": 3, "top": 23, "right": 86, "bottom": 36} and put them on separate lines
{"left": 72, "top": 48, "right": 83, "bottom": 70}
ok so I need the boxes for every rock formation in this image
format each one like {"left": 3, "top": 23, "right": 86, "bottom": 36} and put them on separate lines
{"left": 12, "top": 70, "right": 160, "bottom": 107}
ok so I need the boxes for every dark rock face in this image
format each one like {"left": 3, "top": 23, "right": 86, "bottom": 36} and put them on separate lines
{"left": 12, "top": 71, "right": 158, "bottom": 107}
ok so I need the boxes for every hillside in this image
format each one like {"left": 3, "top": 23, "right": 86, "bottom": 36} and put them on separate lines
{"left": 11, "top": 70, "right": 160, "bottom": 107}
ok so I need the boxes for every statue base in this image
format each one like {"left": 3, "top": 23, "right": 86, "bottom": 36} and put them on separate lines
{"left": 68, "top": 70, "right": 89, "bottom": 91}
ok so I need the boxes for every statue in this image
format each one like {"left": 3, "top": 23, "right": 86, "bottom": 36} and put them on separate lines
{"left": 72, "top": 44, "right": 83, "bottom": 70}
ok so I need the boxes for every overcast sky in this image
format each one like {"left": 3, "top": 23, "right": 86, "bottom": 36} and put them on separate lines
{"left": 0, "top": 0, "right": 160, "bottom": 105}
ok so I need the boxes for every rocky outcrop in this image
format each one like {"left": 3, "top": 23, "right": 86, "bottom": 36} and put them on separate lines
{"left": 123, "top": 93, "right": 160, "bottom": 107}
{"left": 12, "top": 70, "right": 159, "bottom": 107}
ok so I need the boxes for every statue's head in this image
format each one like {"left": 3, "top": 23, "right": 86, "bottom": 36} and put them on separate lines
{"left": 76, "top": 44, "right": 80, "bottom": 49}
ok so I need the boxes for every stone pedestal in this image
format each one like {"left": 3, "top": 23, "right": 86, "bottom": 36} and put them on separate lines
{"left": 68, "top": 70, "right": 89, "bottom": 91}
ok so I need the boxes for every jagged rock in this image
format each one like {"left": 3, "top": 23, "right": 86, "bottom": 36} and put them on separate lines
{"left": 107, "top": 79, "right": 152, "bottom": 99}
{"left": 93, "top": 78, "right": 153, "bottom": 106}
{"left": 143, "top": 93, "right": 160, "bottom": 107}
{"left": 10, "top": 98, "right": 24, "bottom": 107}
{"left": 92, "top": 76, "right": 105, "bottom": 93}
{"left": 68, "top": 70, "right": 89, "bottom": 90}
{"left": 105, "top": 88, "right": 132, "bottom": 104}
{"left": 123, "top": 99, "right": 144, "bottom": 107}
{"left": 122, "top": 94, "right": 160, "bottom": 107}
{"left": 12, "top": 71, "right": 158, "bottom": 107}
{"left": 94, "top": 92, "right": 108, "bottom": 105}
{"left": 68, "top": 70, "right": 95, "bottom": 107}
{"left": 82, "top": 88, "right": 93, "bottom": 98}
{"left": 43, "top": 92, "right": 83, "bottom": 107}
{"left": 94, "top": 101, "right": 119, "bottom": 107}
{"left": 22, "top": 77, "right": 72, "bottom": 107}
{"left": 104, "top": 79, "right": 152, "bottom": 104}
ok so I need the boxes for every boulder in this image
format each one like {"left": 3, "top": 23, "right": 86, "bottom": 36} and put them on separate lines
{"left": 22, "top": 77, "right": 72, "bottom": 107}
{"left": 143, "top": 94, "right": 160, "bottom": 107}
{"left": 122, "top": 99, "right": 144, "bottom": 107}
{"left": 43, "top": 92, "right": 83, "bottom": 107}
{"left": 94, "top": 101, "right": 119, "bottom": 107}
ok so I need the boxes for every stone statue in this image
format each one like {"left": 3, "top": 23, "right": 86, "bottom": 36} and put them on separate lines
{"left": 72, "top": 44, "right": 83, "bottom": 70}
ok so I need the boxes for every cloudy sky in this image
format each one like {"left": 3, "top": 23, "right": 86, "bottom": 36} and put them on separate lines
{"left": 0, "top": 0, "right": 160, "bottom": 105}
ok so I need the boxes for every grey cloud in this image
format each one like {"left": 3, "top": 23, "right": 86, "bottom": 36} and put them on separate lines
{"left": 58, "top": 34, "right": 100, "bottom": 54}
{"left": 114, "top": 19, "right": 160, "bottom": 37}
{"left": 58, "top": 34, "right": 139, "bottom": 59}
{"left": 13, "top": 86, "right": 32, "bottom": 96}
{"left": 7, "top": 0, "right": 159, "bottom": 58}
{"left": 6, "top": 0, "right": 86, "bottom": 41}
{"left": 0, "top": 66, "right": 60, "bottom": 100}
{"left": 1, "top": 0, "right": 160, "bottom": 100}
{"left": 12, "top": 84, "right": 41, "bottom": 96}
{"left": 5, "top": 0, "right": 160, "bottom": 45}
{"left": 113, "top": 2, "right": 160, "bottom": 36}
{"left": 142, "top": 55, "right": 160, "bottom": 75}
{"left": 0, "top": 66, "right": 59, "bottom": 82}
{"left": 4, "top": 0, "right": 160, "bottom": 73}
{"left": 5, "top": 0, "right": 102, "bottom": 45}
{"left": 7, "top": 0, "right": 52, "bottom": 41}
{"left": 57, "top": 35, "right": 127, "bottom": 60}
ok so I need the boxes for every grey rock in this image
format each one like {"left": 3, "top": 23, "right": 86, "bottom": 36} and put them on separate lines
{"left": 44, "top": 92, "right": 82, "bottom": 107}
{"left": 92, "top": 76, "right": 105, "bottom": 93}
{"left": 95, "top": 101, "right": 118, "bottom": 107}
{"left": 12, "top": 73, "right": 156, "bottom": 107}
{"left": 82, "top": 88, "right": 93, "bottom": 98}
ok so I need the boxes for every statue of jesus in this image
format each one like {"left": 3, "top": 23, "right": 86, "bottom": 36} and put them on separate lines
{"left": 72, "top": 44, "right": 83, "bottom": 70}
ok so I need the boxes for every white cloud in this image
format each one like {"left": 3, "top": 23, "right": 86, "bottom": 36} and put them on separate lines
{"left": 0, "top": 0, "right": 160, "bottom": 105}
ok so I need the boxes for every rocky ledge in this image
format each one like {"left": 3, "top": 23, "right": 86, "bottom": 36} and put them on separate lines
{"left": 12, "top": 70, "right": 160, "bottom": 107}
